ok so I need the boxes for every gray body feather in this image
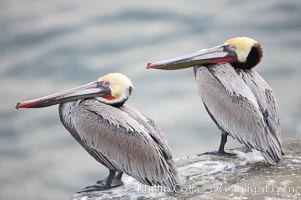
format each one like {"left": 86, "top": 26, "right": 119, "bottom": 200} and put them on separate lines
{"left": 194, "top": 63, "right": 282, "bottom": 165}
{"left": 58, "top": 100, "right": 181, "bottom": 189}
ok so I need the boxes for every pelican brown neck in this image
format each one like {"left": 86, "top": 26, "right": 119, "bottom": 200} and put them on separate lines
{"left": 96, "top": 89, "right": 131, "bottom": 108}
{"left": 231, "top": 44, "right": 263, "bottom": 69}
{"left": 105, "top": 98, "right": 128, "bottom": 108}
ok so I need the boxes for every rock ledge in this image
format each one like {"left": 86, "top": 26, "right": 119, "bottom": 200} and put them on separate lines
{"left": 72, "top": 136, "right": 301, "bottom": 200}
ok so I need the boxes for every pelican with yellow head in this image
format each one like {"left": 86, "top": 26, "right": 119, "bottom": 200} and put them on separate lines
{"left": 147, "top": 37, "right": 282, "bottom": 165}
{"left": 15, "top": 73, "right": 181, "bottom": 192}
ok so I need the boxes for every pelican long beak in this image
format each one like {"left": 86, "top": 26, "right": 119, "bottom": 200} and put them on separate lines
{"left": 146, "top": 45, "right": 238, "bottom": 70}
{"left": 15, "top": 81, "right": 111, "bottom": 109}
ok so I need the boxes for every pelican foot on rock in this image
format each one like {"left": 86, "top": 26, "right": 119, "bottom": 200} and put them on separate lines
{"left": 77, "top": 170, "right": 123, "bottom": 193}
{"left": 78, "top": 184, "right": 113, "bottom": 193}
{"left": 202, "top": 151, "right": 236, "bottom": 157}
{"left": 96, "top": 171, "right": 123, "bottom": 185}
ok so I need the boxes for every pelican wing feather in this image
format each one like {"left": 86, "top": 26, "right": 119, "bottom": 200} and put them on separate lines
{"left": 238, "top": 69, "right": 281, "bottom": 140}
{"left": 194, "top": 63, "right": 282, "bottom": 164}
{"left": 67, "top": 100, "right": 181, "bottom": 189}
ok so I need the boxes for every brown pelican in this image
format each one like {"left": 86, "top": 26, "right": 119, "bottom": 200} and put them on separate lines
{"left": 146, "top": 37, "right": 282, "bottom": 165}
{"left": 15, "top": 73, "right": 181, "bottom": 192}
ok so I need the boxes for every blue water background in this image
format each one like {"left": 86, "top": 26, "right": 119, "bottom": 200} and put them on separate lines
{"left": 1, "top": 0, "right": 301, "bottom": 199}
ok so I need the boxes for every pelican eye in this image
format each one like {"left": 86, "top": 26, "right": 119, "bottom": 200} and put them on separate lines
{"left": 102, "top": 81, "right": 110, "bottom": 87}
{"left": 229, "top": 44, "right": 237, "bottom": 51}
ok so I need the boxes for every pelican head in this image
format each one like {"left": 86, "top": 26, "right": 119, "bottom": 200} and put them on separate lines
{"left": 147, "top": 36, "right": 263, "bottom": 70}
{"left": 15, "top": 73, "right": 133, "bottom": 109}
{"left": 97, "top": 73, "right": 133, "bottom": 106}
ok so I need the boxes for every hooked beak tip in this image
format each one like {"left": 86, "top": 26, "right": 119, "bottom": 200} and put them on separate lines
{"left": 146, "top": 63, "right": 158, "bottom": 69}
{"left": 15, "top": 103, "right": 20, "bottom": 109}
{"left": 146, "top": 63, "right": 151, "bottom": 69}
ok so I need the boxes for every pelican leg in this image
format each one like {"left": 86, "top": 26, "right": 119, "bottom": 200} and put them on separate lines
{"left": 78, "top": 170, "right": 122, "bottom": 193}
{"left": 96, "top": 171, "right": 123, "bottom": 187}
{"left": 217, "top": 134, "right": 227, "bottom": 153}
{"left": 204, "top": 134, "right": 236, "bottom": 156}
{"left": 111, "top": 172, "right": 123, "bottom": 187}
{"left": 115, "top": 172, "right": 123, "bottom": 180}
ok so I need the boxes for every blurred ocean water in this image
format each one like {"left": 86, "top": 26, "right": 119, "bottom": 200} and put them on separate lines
{"left": 1, "top": 0, "right": 301, "bottom": 199}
